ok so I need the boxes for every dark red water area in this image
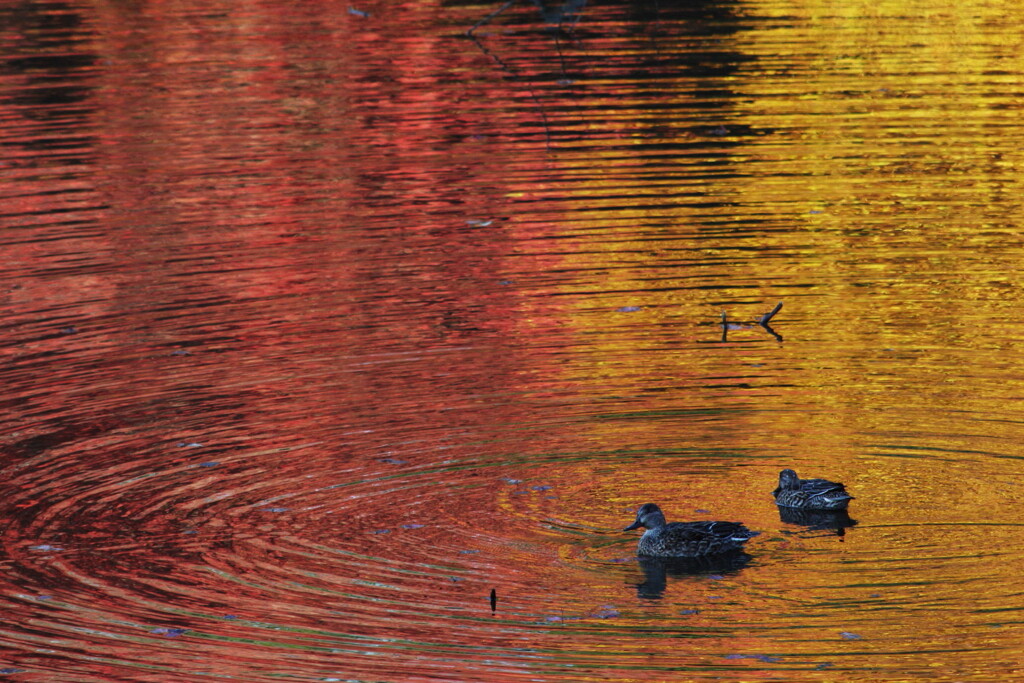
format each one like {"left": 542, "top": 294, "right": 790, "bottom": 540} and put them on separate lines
{"left": 4, "top": 0, "right": 1024, "bottom": 680}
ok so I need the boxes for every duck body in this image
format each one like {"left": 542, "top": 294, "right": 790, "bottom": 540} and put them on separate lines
{"left": 624, "top": 503, "right": 758, "bottom": 558}
{"left": 773, "top": 468, "right": 852, "bottom": 510}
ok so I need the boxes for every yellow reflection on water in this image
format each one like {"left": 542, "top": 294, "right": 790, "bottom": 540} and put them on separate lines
{"left": 492, "top": 0, "right": 1024, "bottom": 676}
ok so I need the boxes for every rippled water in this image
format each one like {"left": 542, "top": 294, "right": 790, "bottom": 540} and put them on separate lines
{"left": 3, "top": 0, "right": 1024, "bottom": 680}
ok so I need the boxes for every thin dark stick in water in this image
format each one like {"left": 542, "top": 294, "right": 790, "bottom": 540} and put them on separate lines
{"left": 466, "top": 19, "right": 554, "bottom": 151}
{"left": 467, "top": 0, "right": 515, "bottom": 36}
{"left": 490, "top": 588, "right": 497, "bottom": 612}
{"left": 759, "top": 302, "right": 783, "bottom": 326}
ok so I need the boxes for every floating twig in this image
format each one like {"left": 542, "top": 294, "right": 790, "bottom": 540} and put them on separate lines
{"left": 758, "top": 302, "right": 783, "bottom": 326}
{"left": 490, "top": 588, "right": 497, "bottom": 612}
{"left": 760, "top": 323, "right": 783, "bottom": 343}
{"left": 467, "top": 0, "right": 515, "bottom": 36}
{"left": 718, "top": 302, "right": 784, "bottom": 342}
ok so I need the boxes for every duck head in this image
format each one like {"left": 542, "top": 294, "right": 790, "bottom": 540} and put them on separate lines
{"left": 624, "top": 503, "right": 667, "bottom": 531}
{"left": 777, "top": 468, "right": 800, "bottom": 491}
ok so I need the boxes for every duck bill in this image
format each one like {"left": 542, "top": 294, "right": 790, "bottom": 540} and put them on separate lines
{"left": 623, "top": 521, "right": 642, "bottom": 531}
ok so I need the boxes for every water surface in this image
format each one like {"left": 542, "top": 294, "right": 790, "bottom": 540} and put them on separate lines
{"left": 3, "top": 0, "right": 1024, "bottom": 680}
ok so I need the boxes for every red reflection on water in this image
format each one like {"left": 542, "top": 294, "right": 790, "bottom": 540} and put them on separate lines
{"left": 1, "top": 1, "right": 605, "bottom": 680}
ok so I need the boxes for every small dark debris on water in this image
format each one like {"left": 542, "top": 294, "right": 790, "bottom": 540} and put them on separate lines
{"left": 400, "top": 523, "right": 424, "bottom": 529}
{"left": 617, "top": 306, "right": 641, "bottom": 312}
{"left": 151, "top": 627, "right": 188, "bottom": 637}
{"left": 379, "top": 457, "right": 407, "bottom": 465}
{"left": 490, "top": 588, "right": 497, "bottom": 612}
{"left": 725, "top": 653, "right": 780, "bottom": 663}
{"left": 695, "top": 509, "right": 711, "bottom": 514}
{"left": 459, "top": 549, "right": 479, "bottom": 555}
{"left": 680, "top": 609, "right": 700, "bottom": 615}
{"left": 370, "top": 529, "right": 390, "bottom": 535}
{"left": 58, "top": 326, "right": 78, "bottom": 335}
{"left": 263, "top": 507, "right": 289, "bottom": 513}
{"left": 199, "top": 461, "right": 219, "bottom": 468}
{"left": 546, "top": 615, "right": 580, "bottom": 623}
{"left": 840, "top": 631, "right": 862, "bottom": 640}
{"left": 531, "top": 485, "right": 552, "bottom": 492}
{"left": 348, "top": 6, "right": 369, "bottom": 17}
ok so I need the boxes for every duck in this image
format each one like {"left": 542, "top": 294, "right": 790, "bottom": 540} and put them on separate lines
{"left": 623, "top": 503, "right": 758, "bottom": 558}
{"left": 772, "top": 468, "right": 852, "bottom": 510}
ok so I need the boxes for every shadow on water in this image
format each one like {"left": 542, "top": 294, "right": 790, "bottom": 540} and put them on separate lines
{"left": 634, "top": 551, "right": 752, "bottom": 600}
{"left": 0, "top": 3, "right": 97, "bottom": 153}
{"left": 468, "top": 0, "right": 589, "bottom": 36}
{"left": 459, "top": 0, "right": 761, "bottom": 150}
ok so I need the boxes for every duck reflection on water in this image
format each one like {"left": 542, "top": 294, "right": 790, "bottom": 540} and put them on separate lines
{"left": 778, "top": 505, "right": 857, "bottom": 538}
{"left": 634, "top": 552, "right": 752, "bottom": 599}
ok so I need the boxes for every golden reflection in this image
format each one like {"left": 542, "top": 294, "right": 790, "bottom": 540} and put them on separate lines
{"left": 485, "top": 0, "right": 1024, "bottom": 675}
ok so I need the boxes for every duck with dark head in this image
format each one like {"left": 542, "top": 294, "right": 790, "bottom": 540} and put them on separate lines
{"left": 773, "top": 468, "right": 853, "bottom": 510}
{"left": 624, "top": 503, "right": 758, "bottom": 558}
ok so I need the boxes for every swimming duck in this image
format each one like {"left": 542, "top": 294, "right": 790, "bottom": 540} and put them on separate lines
{"left": 623, "top": 503, "right": 758, "bottom": 558}
{"left": 772, "top": 468, "right": 852, "bottom": 510}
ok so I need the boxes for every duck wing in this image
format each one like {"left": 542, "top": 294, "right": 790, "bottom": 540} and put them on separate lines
{"left": 639, "top": 521, "right": 758, "bottom": 557}
{"left": 800, "top": 477, "right": 850, "bottom": 497}
{"left": 668, "top": 521, "right": 758, "bottom": 543}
